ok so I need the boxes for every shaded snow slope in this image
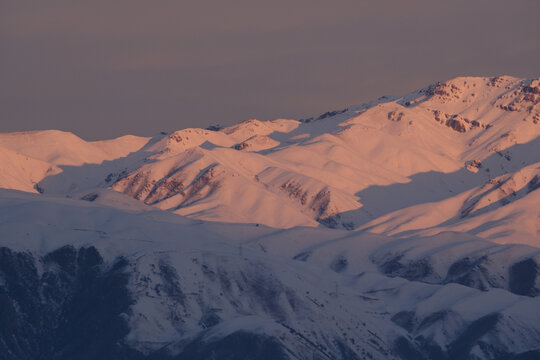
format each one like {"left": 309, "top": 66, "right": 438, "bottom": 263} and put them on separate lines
{"left": 0, "top": 189, "right": 539, "bottom": 359}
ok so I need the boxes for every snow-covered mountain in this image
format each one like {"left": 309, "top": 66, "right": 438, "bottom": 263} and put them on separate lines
{"left": 0, "top": 75, "right": 539, "bottom": 359}
{"left": 3, "top": 76, "right": 537, "bottom": 243}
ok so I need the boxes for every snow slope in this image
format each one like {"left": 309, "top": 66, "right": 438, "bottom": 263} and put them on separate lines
{"left": 0, "top": 189, "right": 539, "bottom": 359}
{"left": 0, "top": 130, "right": 149, "bottom": 193}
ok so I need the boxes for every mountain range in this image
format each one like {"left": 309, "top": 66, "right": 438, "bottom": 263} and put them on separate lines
{"left": 0, "top": 75, "right": 539, "bottom": 359}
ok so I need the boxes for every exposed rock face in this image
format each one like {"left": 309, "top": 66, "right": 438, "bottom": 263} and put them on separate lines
{"left": 431, "top": 111, "right": 481, "bottom": 132}
{"left": 3, "top": 241, "right": 540, "bottom": 360}
{"left": 446, "top": 115, "right": 470, "bottom": 133}
{"left": 0, "top": 245, "right": 379, "bottom": 360}
{"left": 113, "top": 170, "right": 156, "bottom": 201}
{"left": 175, "top": 165, "right": 221, "bottom": 208}
{"left": 0, "top": 246, "right": 135, "bottom": 360}
{"left": 234, "top": 142, "right": 250, "bottom": 151}
{"left": 279, "top": 180, "right": 349, "bottom": 228}
{"left": 423, "top": 79, "right": 467, "bottom": 103}
{"left": 497, "top": 79, "right": 540, "bottom": 118}
{"left": 488, "top": 76, "right": 510, "bottom": 88}
{"left": 432, "top": 109, "right": 450, "bottom": 124}
{"left": 300, "top": 108, "right": 348, "bottom": 123}
{"left": 280, "top": 180, "right": 309, "bottom": 205}
{"left": 145, "top": 178, "right": 185, "bottom": 205}
{"left": 371, "top": 242, "right": 540, "bottom": 296}
{"left": 387, "top": 111, "right": 405, "bottom": 122}
{"left": 234, "top": 135, "right": 279, "bottom": 152}
{"left": 392, "top": 313, "right": 510, "bottom": 360}
{"left": 112, "top": 157, "right": 224, "bottom": 209}
{"left": 509, "top": 258, "right": 539, "bottom": 297}
{"left": 465, "top": 159, "right": 482, "bottom": 173}
{"left": 427, "top": 81, "right": 460, "bottom": 98}
{"left": 310, "top": 189, "right": 341, "bottom": 228}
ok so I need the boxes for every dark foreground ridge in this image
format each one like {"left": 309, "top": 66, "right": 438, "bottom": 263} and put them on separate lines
{"left": 1, "top": 245, "right": 540, "bottom": 360}
{"left": 0, "top": 246, "right": 353, "bottom": 360}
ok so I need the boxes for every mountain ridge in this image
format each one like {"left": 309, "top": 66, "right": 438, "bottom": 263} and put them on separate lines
{"left": 1, "top": 75, "right": 538, "bottom": 243}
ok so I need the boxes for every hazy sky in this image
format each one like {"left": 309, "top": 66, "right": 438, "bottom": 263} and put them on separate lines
{"left": 1, "top": 0, "right": 539, "bottom": 140}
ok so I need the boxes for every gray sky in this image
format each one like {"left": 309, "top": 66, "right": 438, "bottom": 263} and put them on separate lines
{"left": 1, "top": 0, "right": 539, "bottom": 140}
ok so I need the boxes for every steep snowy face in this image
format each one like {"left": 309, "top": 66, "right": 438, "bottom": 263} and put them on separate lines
{"left": 0, "top": 76, "right": 538, "bottom": 242}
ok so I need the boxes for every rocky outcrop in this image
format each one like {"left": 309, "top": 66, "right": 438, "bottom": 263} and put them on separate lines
{"left": 372, "top": 243, "right": 540, "bottom": 296}
{"left": 446, "top": 116, "right": 470, "bottom": 133}
{"left": 0, "top": 246, "right": 135, "bottom": 360}
{"left": 497, "top": 79, "right": 540, "bottom": 119}
{"left": 279, "top": 180, "right": 351, "bottom": 229}
{"left": 431, "top": 110, "right": 482, "bottom": 132}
